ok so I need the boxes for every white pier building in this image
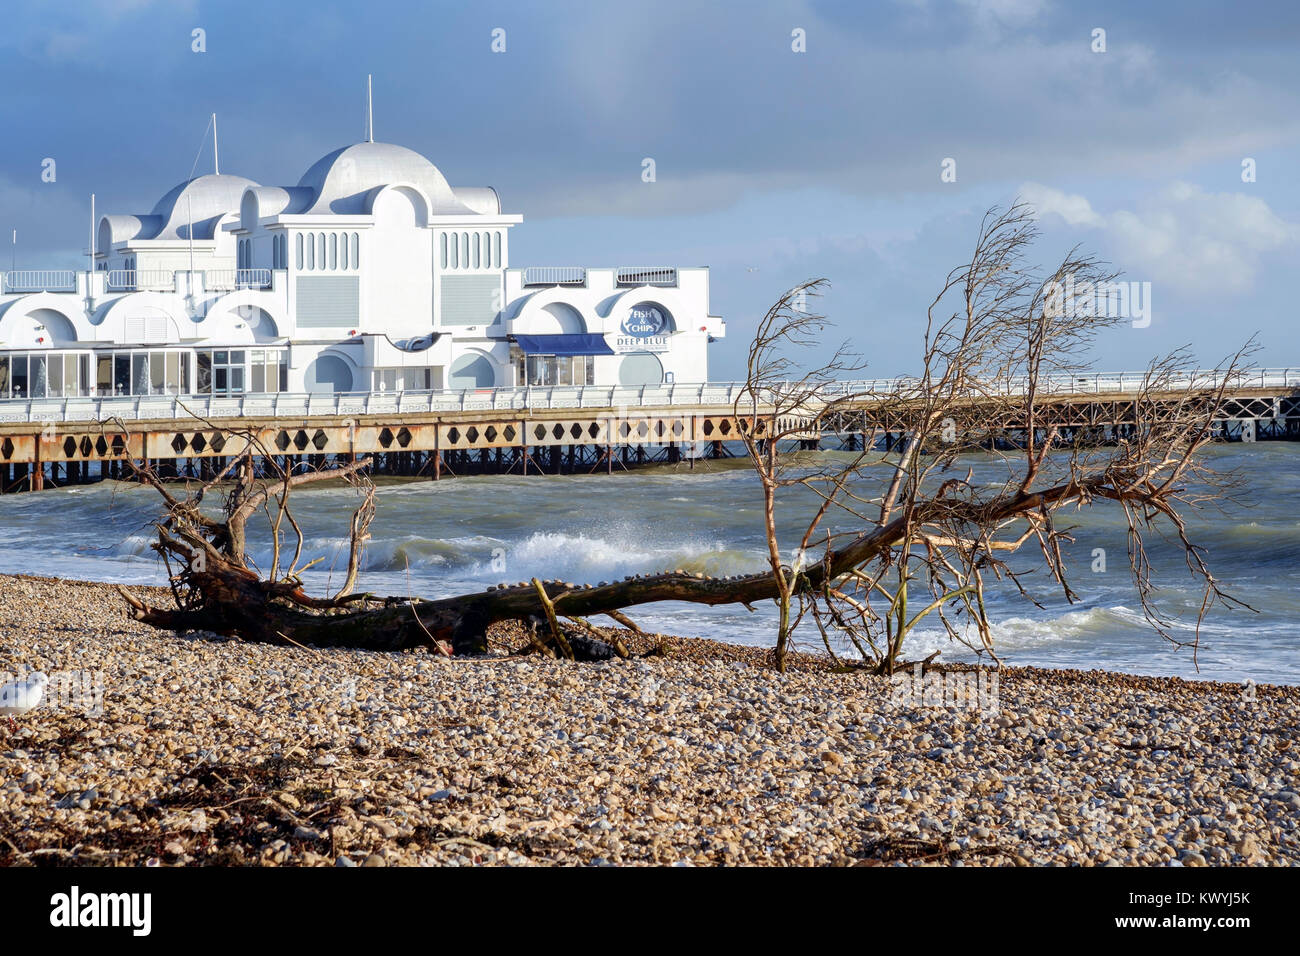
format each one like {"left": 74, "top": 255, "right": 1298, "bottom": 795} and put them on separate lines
{"left": 0, "top": 137, "right": 723, "bottom": 401}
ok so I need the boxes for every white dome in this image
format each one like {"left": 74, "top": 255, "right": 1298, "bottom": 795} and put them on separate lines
{"left": 295, "top": 141, "right": 474, "bottom": 215}
{"left": 147, "top": 173, "right": 261, "bottom": 240}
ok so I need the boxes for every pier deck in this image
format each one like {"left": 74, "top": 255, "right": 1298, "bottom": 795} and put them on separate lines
{"left": 2, "top": 370, "right": 1298, "bottom": 492}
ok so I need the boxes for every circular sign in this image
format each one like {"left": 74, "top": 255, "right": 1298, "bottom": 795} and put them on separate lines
{"left": 621, "top": 305, "right": 668, "bottom": 338}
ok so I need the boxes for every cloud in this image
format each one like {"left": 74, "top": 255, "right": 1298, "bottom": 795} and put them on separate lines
{"left": 1020, "top": 181, "right": 1299, "bottom": 292}
{"left": 953, "top": 0, "right": 1050, "bottom": 27}
{"left": 1019, "top": 183, "right": 1103, "bottom": 227}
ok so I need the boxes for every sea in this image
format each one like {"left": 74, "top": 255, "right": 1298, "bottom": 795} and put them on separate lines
{"left": 1, "top": 442, "right": 1297, "bottom": 686}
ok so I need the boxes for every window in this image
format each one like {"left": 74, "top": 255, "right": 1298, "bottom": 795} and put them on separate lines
{"left": 0, "top": 352, "right": 96, "bottom": 397}
{"left": 472, "top": 232, "right": 481, "bottom": 269}
{"left": 460, "top": 232, "right": 469, "bottom": 268}
{"left": 307, "top": 233, "right": 315, "bottom": 270}
{"left": 165, "top": 352, "right": 180, "bottom": 393}
{"left": 351, "top": 233, "right": 359, "bottom": 269}
{"left": 28, "top": 356, "right": 47, "bottom": 398}
{"left": 440, "top": 233, "right": 447, "bottom": 269}
{"left": 131, "top": 353, "right": 150, "bottom": 395}
{"left": 329, "top": 233, "right": 338, "bottom": 270}
{"left": 524, "top": 353, "right": 595, "bottom": 387}
{"left": 450, "top": 232, "right": 458, "bottom": 268}
{"left": 492, "top": 231, "right": 501, "bottom": 268}
{"left": 340, "top": 233, "right": 349, "bottom": 270}
{"left": 196, "top": 351, "right": 212, "bottom": 393}
{"left": 295, "top": 233, "right": 304, "bottom": 270}
{"left": 249, "top": 349, "right": 286, "bottom": 393}
{"left": 8, "top": 356, "right": 27, "bottom": 397}
{"left": 318, "top": 233, "right": 326, "bottom": 269}
{"left": 208, "top": 349, "right": 246, "bottom": 395}
{"left": 150, "top": 352, "right": 166, "bottom": 394}
{"left": 114, "top": 354, "right": 130, "bottom": 395}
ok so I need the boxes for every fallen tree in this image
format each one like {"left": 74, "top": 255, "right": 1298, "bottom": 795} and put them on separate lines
{"left": 119, "top": 204, "right": 1253, "bottom": 668}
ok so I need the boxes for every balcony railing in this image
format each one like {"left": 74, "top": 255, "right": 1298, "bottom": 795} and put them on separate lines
{"left": 616, "top": 267, "right": 677, "bottom": 287}
{"left": 103, "top": 268, "right": 274, "bottom": 292}
{"left": 204, "top": 268, "right": 273, "bottom": 291}
{"left": 106, "top": 269, "right": 177, "bottom": 292}
{"left": 2, "top": 270, "right": 78, "bottom": 293}
{"left": 522, "top": 266, "right": 587, "bottom": 286}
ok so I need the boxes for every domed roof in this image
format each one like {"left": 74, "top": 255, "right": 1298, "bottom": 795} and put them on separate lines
{"left": 295, "top": 141, "right": 476, "bottom": 215}
{"left": 148, "top": 173, "right": 261, "bottom": 240}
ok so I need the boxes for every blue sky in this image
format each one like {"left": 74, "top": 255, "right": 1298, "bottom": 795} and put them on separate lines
{"left": 1, "top": 0, "right": 1297, "bottom": 380}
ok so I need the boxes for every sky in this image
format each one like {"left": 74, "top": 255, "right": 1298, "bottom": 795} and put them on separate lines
{"left": 1, "top": 0, "right": 1297, "bottom": 380}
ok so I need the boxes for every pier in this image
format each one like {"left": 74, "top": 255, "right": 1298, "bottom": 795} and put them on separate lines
{"left": 1, "top": 369, "right": 1298, "bottom": 493}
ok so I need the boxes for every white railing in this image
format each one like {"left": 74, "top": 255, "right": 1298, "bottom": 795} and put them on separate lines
{"left": 204, "top": 268, "right": 273, "bottom": 291}
{"left": 2, "top": 270, "right": 78, "bottom": 293}
{"left": 522, "top": 266, "right": 586, "bottom": 286}
{"left": 106, "top": 269, "right": 177, "bottom": 292}
{"left": 0, "top": 369, "right": 1297, "bottom": 425}
{"left": 616, "top": 267, "right": 677, "bottom": 287}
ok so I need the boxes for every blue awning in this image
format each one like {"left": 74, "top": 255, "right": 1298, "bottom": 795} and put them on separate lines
{"left": 512, "top": 333, "right": 614, "bottom": 356}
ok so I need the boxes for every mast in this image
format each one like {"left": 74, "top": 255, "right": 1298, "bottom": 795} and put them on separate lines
{"left": 212, "top": 112, "right": 220, "bottom": 175}
{"left": 366, "top": 74, "right": 374, "bottom": 143}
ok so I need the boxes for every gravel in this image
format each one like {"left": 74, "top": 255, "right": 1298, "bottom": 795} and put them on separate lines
{"left": 1, "top": 573, "right": 1297, "bottom": 866}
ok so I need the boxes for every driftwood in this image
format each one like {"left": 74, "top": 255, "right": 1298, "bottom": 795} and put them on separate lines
{"left": 118, "top": 207, "right": 1253, "bottom": 670}
{"left": 117, "top": 450, "right": 1217, "bottom": 657}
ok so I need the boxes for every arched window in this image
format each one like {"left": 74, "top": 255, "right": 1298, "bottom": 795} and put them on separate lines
{"left": 492, "top": 231, "right": 501, "bottom": 268}
{"left": 307, "top": 233, "right": 315, "bottom": 270}
{"left": 440, "top": 233, "right": 448, "bottom": 269}
{"left": 317, "top": 233, "right": 326, "bottom": 269}
{"left": 472, "top": 232, "right": 481, "bottom": 269}
{"left": 295, "top": 233, "right": 303, "bottom": 269}
{"left": 329, "top": 233, "right": 337, "bottom": 270}
{"left": 450, "top": 232, "right": 458, "bottom": 268}
{"left": 351, "top": 233, "right": 359, "bottom": 268}
{"left": 460, "top": 232, "right": 469, "bottom": 268}
{"left": 340, "top": 233, "right": 348, "bottom": 270}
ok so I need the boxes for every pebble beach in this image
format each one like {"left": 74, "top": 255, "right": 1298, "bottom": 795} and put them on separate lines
{"left": 1, "top": 572, "right": 1297, "bottom": 867}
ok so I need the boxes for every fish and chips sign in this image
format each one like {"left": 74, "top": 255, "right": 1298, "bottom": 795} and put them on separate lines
{"left": 614, "top": 304, "right": 671, "bottom": 353}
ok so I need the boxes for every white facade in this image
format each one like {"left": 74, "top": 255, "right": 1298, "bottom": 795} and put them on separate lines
{"left": 0, "top": 141, "right": 724, "bottom": 400}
